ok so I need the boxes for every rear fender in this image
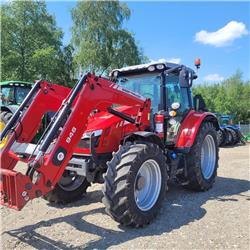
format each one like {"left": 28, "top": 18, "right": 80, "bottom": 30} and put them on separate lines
{"left": 0, "top": 105, "right": 17, "bottom": 114}
{"left": 175, "top": 110, "right": 219, "bottom": 149}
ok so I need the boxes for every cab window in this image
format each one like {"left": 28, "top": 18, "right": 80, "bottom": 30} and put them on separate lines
{"left": 117, "top": 73, "right": 161, "bottom": 113}
{"left": 15, "top": 87, "right": 31, "bottom": 104}
{"left": 0, "top": 87, "right": 15, "bottom": 105}
{"left": 166, "top": 74, "right": 190, "bottom": 113}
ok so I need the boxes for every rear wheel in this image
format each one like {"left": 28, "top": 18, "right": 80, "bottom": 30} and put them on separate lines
{"left": 0, "top": 111, "right": 12, "bottom": 129}
{"left": 217, "top": 128, "right": 224, "bottom": 146}
{"left": 183, "top": 122, "right": 219, "bottom": 191}
{"left": 227, "top": 127, "right": 238, "bottom": 145}
{"left": 44, "top": 170, "right": 90, "bottom": 204}
{"left": 102, "top": 142, "right": 168, "bottom": 227}
{"left": 224, "top": 128, "right": 234, "bottom": 145}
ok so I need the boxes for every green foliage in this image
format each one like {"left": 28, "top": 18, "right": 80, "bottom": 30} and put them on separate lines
{"left": 57, "top": 45, "right": 76, "bottom": 86}
{"left": 193, "top": 71, "right": 250, "bottom": 123}
{"left": 71, "top": 0, "right": 144, "bottom": 73}
{"left": 1, "top": 0, "right": 74, "bottom": 85}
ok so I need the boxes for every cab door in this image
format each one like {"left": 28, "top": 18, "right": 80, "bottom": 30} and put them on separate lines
{"left": 165, "top": 74, "right": 192, "bottom": 143}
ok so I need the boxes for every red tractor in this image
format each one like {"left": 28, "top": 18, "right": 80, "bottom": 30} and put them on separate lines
{"left": 0, "top": 61, "right": 219, "bottom": 227}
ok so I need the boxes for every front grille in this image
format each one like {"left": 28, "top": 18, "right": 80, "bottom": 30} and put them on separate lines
{"left": 78, "top": 139, "right": 90, "bottom": 149}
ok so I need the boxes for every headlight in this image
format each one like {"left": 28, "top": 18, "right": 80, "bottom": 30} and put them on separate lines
{"left": 148, "top": 65, "right": 155, "bottom": 72}
{"left": 156, "top": 64, "right": 164, "bottom": 70}
{"left": 113, "top": 70, "right": 119, "bottom": 77}
{"left": 78, "top": 129, "right": 103, "bottom": 149}
{"left": 82, "top": 129, "right": 103, "bottom": 139}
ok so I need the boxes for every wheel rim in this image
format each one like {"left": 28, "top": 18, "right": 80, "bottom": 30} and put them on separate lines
{"left": 58, "top": 171, "right": 85, "bottom": 191}
{"left": 134, "top": 159, "right": 162, "bottom": 211}
{"left": 201, "top": 134, "right": 216, "bottom": 179}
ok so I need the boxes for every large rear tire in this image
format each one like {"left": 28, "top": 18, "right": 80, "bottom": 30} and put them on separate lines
{"left": 0, "top": 111, "right": 12, "bottom": 125}
{"left": 44, "top": 170, "right": 90, "bottom": 204}
{"left": 183, "top": 122, "right": 219, "bottom": 191}
{"left": 224, "top": 128, "right": 234, "bottom": 146}
{"left": 217, "top": 128, "right": 224, "bottom": 146}
{"left": 102, "top": 142, "right": 168, "bottom": 227}
{"left": 0, "top": 111, "right": 12, "bottom": 148}
{"left": 227, "top": 127, "right": 238, "bottom": 145}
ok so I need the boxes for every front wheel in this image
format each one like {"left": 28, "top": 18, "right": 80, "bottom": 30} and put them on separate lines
{"left": 44, "top": 170, "right": 90, "bottom": 204}
{"left": 102, "top": 142, "right": 168, "bottom": 227}
{"left": 182, "top": 122, "right": 219, "bottom": 191}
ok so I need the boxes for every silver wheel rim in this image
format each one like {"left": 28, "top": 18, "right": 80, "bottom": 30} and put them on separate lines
{"left": 201, "top": 134, "right": 216, "bottom": 179}
{"left": 58, "top": 171, "right": 85, "bottom": 191}
{"left": 134, "top": 159, "right": 162, "bottom": 211}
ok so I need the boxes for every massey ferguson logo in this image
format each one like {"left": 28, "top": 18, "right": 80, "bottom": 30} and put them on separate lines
{"left": 66, "top": 127, "right": 77, "bottom": 144}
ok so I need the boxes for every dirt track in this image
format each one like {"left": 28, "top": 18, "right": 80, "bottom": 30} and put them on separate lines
{"left": 1, "top": 144, "right": 249, "bottom": 249}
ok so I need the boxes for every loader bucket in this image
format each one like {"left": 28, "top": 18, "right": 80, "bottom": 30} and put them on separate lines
{"left": 0, "top": 169, "right": 34, "bottom": 210}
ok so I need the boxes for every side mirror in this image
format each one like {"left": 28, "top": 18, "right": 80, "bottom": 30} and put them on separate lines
{"left": 179, "top": 68, "right": 195, "bottom": 87}
{"left": 179, "top": 68, "right": 193, "bottom": 87}
{"left": 193, "top": 94, "right": 208, "bottom": 112}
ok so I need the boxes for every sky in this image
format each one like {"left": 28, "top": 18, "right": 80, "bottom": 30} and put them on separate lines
{"left": 46, "top": 1, "right": 250, "bottom": 83}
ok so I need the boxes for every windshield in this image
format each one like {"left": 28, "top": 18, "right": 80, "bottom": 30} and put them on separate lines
{"left": 0, "top": 86, "right": 31, "bottom": 105}
{"left": 0, "top": 86, "right": 15, "bottom": 105}
{"left": 117, "top": 73, "right": 190, "bottom": 114}
{"left": 116, "top": 73, "right": 161, "bottom": 112}
{"left": 15, "top": 87, "right": 31, "bottom": 104}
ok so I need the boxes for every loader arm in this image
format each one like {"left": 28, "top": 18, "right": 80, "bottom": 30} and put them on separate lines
{"left": 0, "top": 73, "right": 150, "bottom": 210}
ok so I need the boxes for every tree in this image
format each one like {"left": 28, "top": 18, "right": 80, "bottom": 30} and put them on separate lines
{"left": 57, "top": 45, "right": 76, "bottom": 86}
{"left": 1, "top": 0, "right": 73, "bottom": 84}
{"left": 193, "top": 71, "right": 250, "bottom": 124}
{"left": 71, "top": 0, "right": 144, "bottom": 73}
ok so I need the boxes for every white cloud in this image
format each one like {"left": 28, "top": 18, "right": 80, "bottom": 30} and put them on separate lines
{"left": 195, "top": 21, "right": 249, "bottom": 47}
{"left": 150, "top": 58, "right": 181, "bottom": 64}
{"left": 204, "top": 74, "right": 224, "bottom": 82}
{"left": 166, "top": 57, "right": 182, "bottom": 64}
{"left": 157, "top": 58, "right": 167, "bottom": 63}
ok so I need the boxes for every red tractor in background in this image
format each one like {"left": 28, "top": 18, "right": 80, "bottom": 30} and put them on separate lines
{"left": 0, "top": 61, "right": 219, "bottom": 227}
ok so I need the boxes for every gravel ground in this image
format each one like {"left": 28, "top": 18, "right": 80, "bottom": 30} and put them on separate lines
{"left": 1, "top": 144, "right": 249, "bottom": 249}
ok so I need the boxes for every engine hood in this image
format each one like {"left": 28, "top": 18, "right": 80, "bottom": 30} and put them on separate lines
{"left": 84, "top": 105, "right": 138, "bottom": 133}
{"left": 74, "top": 105, "right": 142, "bottom": 155}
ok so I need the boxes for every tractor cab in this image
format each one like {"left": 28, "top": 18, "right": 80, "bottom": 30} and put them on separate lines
{"left": 0, "top": 81, "right": 34, "bottom": 140}
{"left": 110, "top": 61, "right": 197, "bottom": 145}
{"left": 0, "top": 81, "right": 33, "bottom": 106}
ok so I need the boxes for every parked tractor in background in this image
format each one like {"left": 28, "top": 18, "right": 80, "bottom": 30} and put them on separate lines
{"left": 0, "top": 81, "right": 33, "bottom": 133}
{"left": 0, "top": 60, "right": 219, "bottom": 227}
{"left": 216, "top": 114, "right": 245, "bottom": 146}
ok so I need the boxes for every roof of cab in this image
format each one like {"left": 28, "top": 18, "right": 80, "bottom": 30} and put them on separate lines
{"left": 110, "top": 60, "right": 195, "bottom": 77}
{"left": 0, "top": 81, "right": 33, "bottom": 86}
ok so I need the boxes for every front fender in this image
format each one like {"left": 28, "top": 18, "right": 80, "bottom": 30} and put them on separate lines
{"left": 175, "top": 110, "right": 219, "bottom": 149}
{"left": 125, "top": 131, "right": 164, "bottom": 149}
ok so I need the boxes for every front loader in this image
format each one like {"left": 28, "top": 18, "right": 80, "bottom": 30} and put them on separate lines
{"left": 0, "top": 61, "right": 219, "bottom": 227}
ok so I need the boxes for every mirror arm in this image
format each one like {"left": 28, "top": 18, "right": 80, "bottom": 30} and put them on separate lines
{"left": 164, "top": 65, "right": 183, "bottom": 75}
